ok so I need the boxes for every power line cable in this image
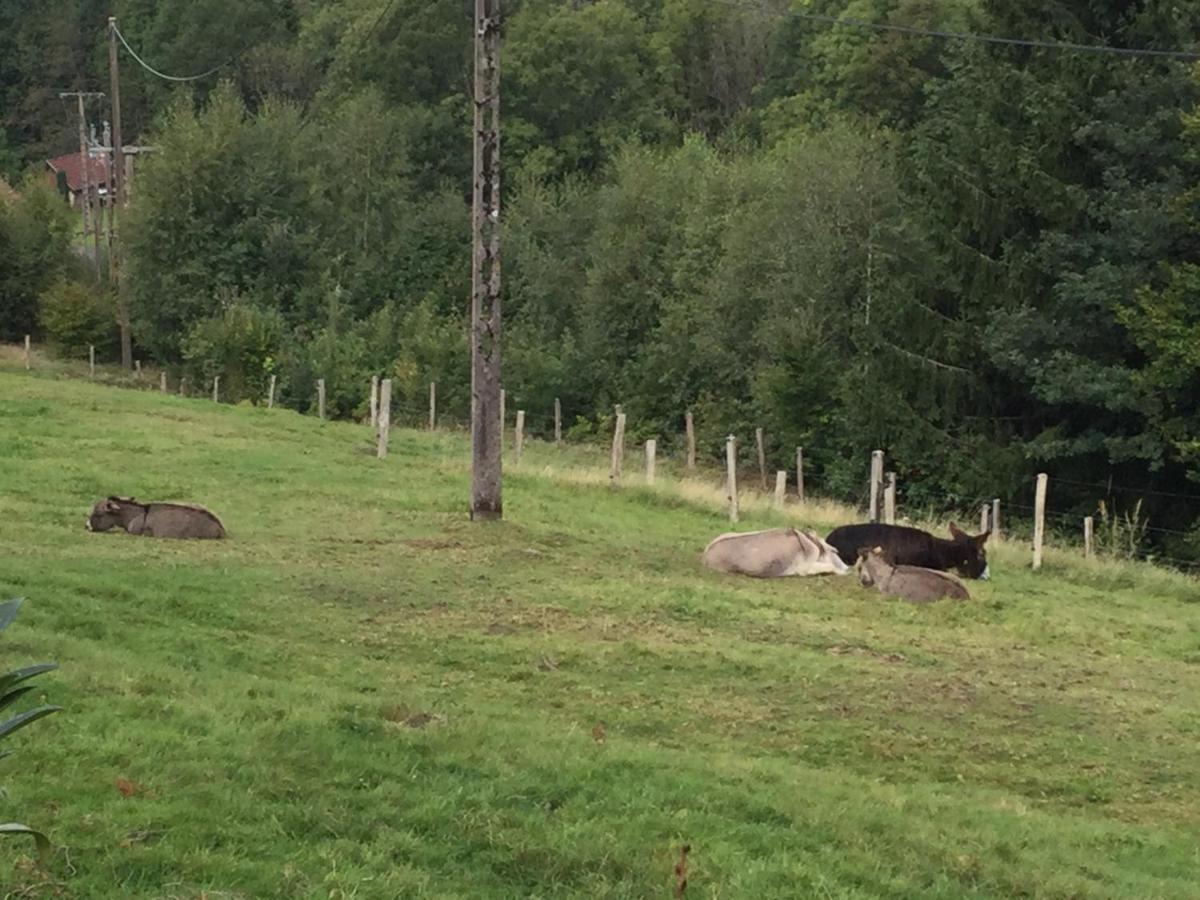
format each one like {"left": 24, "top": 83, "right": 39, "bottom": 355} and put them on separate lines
{"left": 113, "top": 23, "right": 247, "bottom": 82}
{"left": 712, "top": 0, "right": 1200, "bottom": 61}
{"left": 352, "top": 0, "right": 400, "bottom": 57}
{"left": 1048, "top": 476, "right": 1200, "bottom": 503}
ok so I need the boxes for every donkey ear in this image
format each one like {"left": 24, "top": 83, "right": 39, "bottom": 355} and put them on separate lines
{"left": 948, "top": 522, "right": 967, "bottom": 540}
{"left": 976, "top": 530, "right": 991, "bottom": 545}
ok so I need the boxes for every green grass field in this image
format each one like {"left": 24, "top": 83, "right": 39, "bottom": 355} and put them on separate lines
{"left": 0, "top": 354, "right": 1198, "bottom": 898}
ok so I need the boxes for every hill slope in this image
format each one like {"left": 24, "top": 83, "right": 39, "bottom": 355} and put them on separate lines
{"left": 0, "top": 368, "right": 1197, "bottom": 898}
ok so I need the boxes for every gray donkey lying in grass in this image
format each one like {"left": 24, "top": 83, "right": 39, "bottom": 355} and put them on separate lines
{"left": 855, "top": 546, "right": 970, "bottom": 603}
{"left": 86, "top": 496, "right": 227, "bottom": 539}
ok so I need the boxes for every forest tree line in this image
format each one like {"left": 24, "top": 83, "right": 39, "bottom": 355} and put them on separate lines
{"left": 3, "top": 0, "right": 1200, "bottom": 561}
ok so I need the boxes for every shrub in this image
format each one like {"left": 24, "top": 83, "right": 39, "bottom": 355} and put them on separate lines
{"left": 38, "top": 279, "right": 117, "bottom": 358}
{"left": 182, "top": 297, "right": 285, "bottom": 404}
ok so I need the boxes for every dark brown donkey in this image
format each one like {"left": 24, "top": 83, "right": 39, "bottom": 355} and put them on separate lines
{"left": 825, "top": 522, "right": 989, "bottom": 579}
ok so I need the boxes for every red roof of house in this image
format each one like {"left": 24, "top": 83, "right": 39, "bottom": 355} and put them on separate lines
{"left": 46, "top": 152, "right": 110, "bottom": 192}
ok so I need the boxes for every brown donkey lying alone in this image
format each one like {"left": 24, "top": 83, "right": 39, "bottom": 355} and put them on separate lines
{"left": 86, "top": 497, "right": 227, "bottom": 539}
{"left": 856, "top": 547, "right": 970, "bottom": 603}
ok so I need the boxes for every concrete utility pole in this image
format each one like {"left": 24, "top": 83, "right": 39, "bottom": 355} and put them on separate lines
{"left": 469, "top": 0, "right": 503, "bottom": 521}
{"left": 60, "top": 91, "right": 105, "bottom": 277}
{"left": 108, "top": 16, "right": 132, "bottom": 370}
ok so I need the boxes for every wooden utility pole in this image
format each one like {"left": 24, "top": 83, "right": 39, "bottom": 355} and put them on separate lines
{"left": 77, "top": 94, "right": 91, "bottom": 243}
{"left": 108, "top": 17, "right": 132, "bottom": 370}
{"left": 796, "top": 447, "right": 805, "bottom": 503}
{"left": 469, "top": 0, "right": 503, "bottom": 521}
{"left": 554, "top": 397, "right": 562, "bottom": 447}
{"left": 61, "top": 91, "right": 104, "bottom": 277}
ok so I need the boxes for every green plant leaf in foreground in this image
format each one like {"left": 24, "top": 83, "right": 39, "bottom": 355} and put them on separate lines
{"left": 0, "top": 706, "right": 61, "bottom": 744}
{"left": 0, "top": 599, "right": 23, "bottom": 633}
{"left": 0, "top": 822, "right": 52, "bottom": 863}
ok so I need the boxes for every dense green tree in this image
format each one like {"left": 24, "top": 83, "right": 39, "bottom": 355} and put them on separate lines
{"left": 0, "top": 178, "right": 77, "bottom": 341}
{"left": 6, "top": 0, "right": 1200, "bottom": 556}
{"left": 908, "top": 2, "right": 1200, "bottom": 502}
{"left": 123, "top": 83, "right": 317, "bottom": 360}
{"left": 505, "top": 0, "right": 674, "bottom": 178}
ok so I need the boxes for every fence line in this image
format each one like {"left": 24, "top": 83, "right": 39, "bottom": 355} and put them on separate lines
{"left": 13, "top": 351, "right": 1197, "bottom": 574}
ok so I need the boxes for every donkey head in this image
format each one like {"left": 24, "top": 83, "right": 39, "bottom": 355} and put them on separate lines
{"left": 948, "top": 522, "right": 990, "bottom": 579}
{"left": 86, "top": 496, "right": 138, "bottom": 532}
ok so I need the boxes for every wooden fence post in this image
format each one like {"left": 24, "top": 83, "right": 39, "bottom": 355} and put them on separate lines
{"left": 1033, "top": 473, "right": 1048, "bottom": 570}
{"left": 756, "top": 427, "right": 767, "bottom": 491}
{"left": 646, "top": 439, "right": 657, "bottom": 485}
{"left": 725, "top": 435, "right": 739, "bottom": 523}
{"left": 980, "top": 503, "right": 990, "bottom": 534}
{"left": 134, "top": 359, "right": 141, "bottom": 379}
{"left": 609, "top": 412, "right": 626, "bottom": 486}
{"left": 514, "top": 410, "right": 525, "bottom": 461}
{"left": 685, "top": 412, "right": 696, "bottom": 471}
{"left": 796, "top": 447, "right": 805, "bottom": 503}
{"left": 991, "top": 498, "right": 1001, "bottom": 539}
{"left": 316, "top": 379, "right": 326, "bottom": 419}
{"left": 23, "top": 335, "right": 30, "bottom": 370}
{"left": 179, "top": 376, "right": 187, "bottom": 397}
{"left": 89, "top": 345, "right": 95, "bottom": 380}
{"left": 774, "top": 470, "right": 786, "bottom": 509}
{"left": 212, "top": 376, "right": 220, "bottom": 403}
{"left": 429, "top": 382, "right": 436, "bottom": 431}
{"left": 869, "top": 450, "right": 884, "bottom": 522}
{"left": 268, "top": 374, "right": 277, "bottom": 409}
{"left": 1084, "top": 516, "right": 1094, "bottom": 559}
{"left": 369, "top": 376, "right": 378, "bottom": 426}
{"left": 554, "top": 397, "right": 562, "bottom": 447}
{"left": 376, "top": 378, "right": 392, "bottom": 459}
{"left": 884, "top": 472, "right": 896, "bottom": 524}
{"left": 159, "top": 371, "right": 167, "bottom": 393}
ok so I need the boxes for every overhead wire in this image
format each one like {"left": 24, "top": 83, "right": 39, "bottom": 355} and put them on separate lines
{"left": 351, "top": 0, "right": 400, "bottom": 57}
{"left": 1048, "top": 476, "right": 1200, "bottom": 503}
{"left": 710, "top": 0, "right": 1200, "bottom": 61}
{"left": 112, "top": 23, "right": 248, "bottom": 82}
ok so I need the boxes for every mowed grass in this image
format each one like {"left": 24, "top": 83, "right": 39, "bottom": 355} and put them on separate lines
{"left": 0, "top": 361, "right": 1198, "bottom": 899}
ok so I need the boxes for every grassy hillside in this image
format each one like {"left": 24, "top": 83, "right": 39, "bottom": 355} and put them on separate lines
{"left": 0, "top": 360, "right": 1197, "bottom": 898}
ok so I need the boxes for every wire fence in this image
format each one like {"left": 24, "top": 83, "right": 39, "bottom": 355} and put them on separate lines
{"left": 11, "top": 345, "right": 1200, "bottom": 574}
